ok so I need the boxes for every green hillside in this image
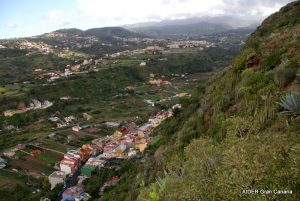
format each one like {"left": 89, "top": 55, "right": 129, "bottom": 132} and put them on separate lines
{"left": 94, "top": 2, "right": 300, "bottom": 201}
{"left": 85, "top": 27, "right": 145, "bottom": 39}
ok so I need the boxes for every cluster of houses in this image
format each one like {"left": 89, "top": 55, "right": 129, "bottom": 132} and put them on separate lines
{"left": 17, "top": 40, "right": 53, "bottom": 54}
{"left": 33, "top": 59, "right": 95, "bottom": 82}
{"left": 46, "top": 109, "right": 173, "bottom": 200}
{"left": 166, "top": 40, "right": 215, "bottom": 49}
{"left": 109, "top": 45, "right": 164, "bottom": 58}
{"left": 45, "top": 31, "right": 99, "bottom": 49}
{"left": 3, "top": 99, "right": 53, "bottom": 117}
{"left": 49, "top": 115, "right": 76, "bottom": 128}
{"left": 149, "top": 78, "right": 171, "bottom": 87}
{"left": 95, "top": 110, "right": 172, "bottom": 160}
{"left": 1, "top": 144, "right": 26, "bottom": 159}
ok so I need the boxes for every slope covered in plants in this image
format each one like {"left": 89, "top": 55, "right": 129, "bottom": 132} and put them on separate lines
{"left": 94, "top": 2, "right": 300, "bottom": 201}
{"left": 135, "top": 2, "right": 300, "bottom": 201}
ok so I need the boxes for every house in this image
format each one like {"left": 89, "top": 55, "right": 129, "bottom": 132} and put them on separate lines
{"left": 82, "top": 113, "right": 92, "bottom": 121}
{"left": 135, "top": 141, "right": 147, "bottom": 152}
{"left": 32, "top": 99, "right": 42, "bottom": 109}
{"left": 78, "top": 145, "right": 94, "bottom": 161}
{"left": 72, "top": 125, "right": 82, "bottom": 132}
{"left": 167, "top": 44, "right": 179, "bottom": 49}
{"left": 114, "top": 145, "right": 127, "bottom": 158}
{"left": 145, "top": 46, "right": 163, "bottom": 52}
{"left": 60, "top": 158, "right": 79, "bottom": 175}
{"left": 62, "top": 186, "right": 90, "bottom": 201}
{"left": 137, "top": 131, "right": 145, "bottom": 138}
{"left": 3, "top": 110, "right": 18, "bottom": 117}
{"left": 128, "top": 148, "right": 137, "bottom": 157}
{"left": 60, "top": 96, "right": 71, "bottom": 100}
{"left": 70, "top": 65, "right": 81, "bottom": 72}
{"left": 104, "top": 121, "right": 120, "bottom": 128}
{"left": 64, "top": 116, "right": 75, "bottom": 123}
{"left": 66, "top": 150, "right": 81, "bottom": 161}
{"left": 48, "top": 171, "right": 66, "bottom": 190}
{"left": 60, "top": 151, "right": 81, "bottom": 174}
{"left": 31, "top": 149, "right": 42, "bottom": 156}
{"left": 172, "top": 104, "right": 182, "bottom": 110}
{"left": 17, "top": 144, "right": 26, "bottom": 150}
{"left": 175, "top": 93, "right": 189, "bottom": 97}
{"left": 98, "top": 152, "right": 115, "bottom": 159}
{"left": 112, "top": 130, "right": 122, "bottom": 140}
{"left": 103, "top": 143, "right": 117, "bottom": 153}
{"left": 49, "top": 117, "right": 60, "bottom": 122}
{"left": 139, "top": 61, "right": 146, "bottom": 66}
{"left": 2, "top": 149, "right": 15, "bottom": 158}
{"left": 91, "top": 138, "right": 104, "bottom": 149}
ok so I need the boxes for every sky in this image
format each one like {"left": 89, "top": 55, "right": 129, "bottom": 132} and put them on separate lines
{"left": 0, "top": 0, "right": 294, "bottom": 39}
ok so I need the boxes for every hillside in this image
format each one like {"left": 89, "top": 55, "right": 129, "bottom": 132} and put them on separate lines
{"left": 92, "top": 2, "right": 300, "bottom": 201}
{"left": 35, "top": 27, "right": 148, "bottom": 56}
{"left": 84, "top": 27, "right": 144, "bottom": 39}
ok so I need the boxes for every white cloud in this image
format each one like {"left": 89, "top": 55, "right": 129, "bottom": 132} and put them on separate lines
{"left": 77, "top": 0, "right": 224, "bottom": 26}
{"left": 76, "top": 0, "right": 293, "bottom": 26}
{"left": 5, "top": 22, "right": 18, "bottom": 28}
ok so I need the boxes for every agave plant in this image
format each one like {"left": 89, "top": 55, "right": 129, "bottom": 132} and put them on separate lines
{"left": 278, "top": 92, "right": 300, "bottom": 115}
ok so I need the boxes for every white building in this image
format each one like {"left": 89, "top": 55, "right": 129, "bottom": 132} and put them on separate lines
{"left": 140, "top": 61, "right": 147, "bottom": 66}
{"left": 48, "top": 171, "right": 66, "bottom": 190}
{"left": 72, "top": 125, "right": 82, "bottom": 132}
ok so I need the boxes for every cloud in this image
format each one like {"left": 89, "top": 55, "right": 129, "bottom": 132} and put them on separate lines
{"left": 76, "top": 0, "right": 222, "bottom": 23}
{"left": 5, "top": 22, "right": 18, "bottom": 28}
{"left": 76, "top": 0, "right": 293, "bottom": 26}
{"left": 220, "top": 0, "right": 293, "bottom": 16}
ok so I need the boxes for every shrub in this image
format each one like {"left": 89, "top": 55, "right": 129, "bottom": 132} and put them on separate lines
{"left": 278, "top": 92, "right": 300, "bottom": 115}
{"left": 274, "top": 59, "right": 297, "bottom": 87}
{"left": 274, "top": 67, "right": 297, "bottom": 87}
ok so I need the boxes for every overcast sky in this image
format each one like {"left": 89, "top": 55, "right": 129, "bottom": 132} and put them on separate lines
{"left": 0, "top": 0, "right": 294, "bottom": 39}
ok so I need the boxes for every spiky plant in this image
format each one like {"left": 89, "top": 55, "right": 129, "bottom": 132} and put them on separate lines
{"left": 278, "top": 92, "right": 300, "bottom": 115}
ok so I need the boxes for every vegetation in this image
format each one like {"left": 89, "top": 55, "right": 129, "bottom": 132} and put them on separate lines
{"left": 91, "top": 2, "right": 300, "bottom": 201}
{"left": 0, "top": 2, "right": 299, "bottom": 201}
{"left": 278, "top": 92, "right": 300, "bottom": 115}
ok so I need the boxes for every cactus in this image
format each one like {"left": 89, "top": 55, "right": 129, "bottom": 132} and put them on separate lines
{"left": 278, "top": 92, "right": 300, "bottom": 115}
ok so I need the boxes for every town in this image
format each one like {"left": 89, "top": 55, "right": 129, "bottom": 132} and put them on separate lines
{"left": 1, "top": 107, "right": 175, "bottom": 201}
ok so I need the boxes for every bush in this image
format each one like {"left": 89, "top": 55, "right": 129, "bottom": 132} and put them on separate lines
{"left": 274, "top": 67, "right": 297, "bottom": 87}
{"left": 274, "top": 58, "right": 297, "bottom": 87}
{"left": 278, "top": 92, "right": 300, "bottom": 115}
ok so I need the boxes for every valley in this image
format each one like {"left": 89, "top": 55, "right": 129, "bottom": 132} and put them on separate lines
{"left": 0, "top": 1, "right": 300, "bottom": 201}
{"left": 0, "top": 25, "right": 245, "bottom": 201}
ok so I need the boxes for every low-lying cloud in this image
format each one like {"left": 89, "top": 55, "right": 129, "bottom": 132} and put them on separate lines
{"left": 77, "top": 0, "right": 293, "bottom": 26}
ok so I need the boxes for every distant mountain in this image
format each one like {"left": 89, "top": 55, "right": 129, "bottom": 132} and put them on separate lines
{"left": 123, "top": 15, "right": 260, "bottom": 38}
{"left": 55, "top": 28, "right": 84, "bottom": 36}
{"left": 129, "top": 22, "right": 233, "bottom": 38}
{"left": 53, "top": 27, "right": 145, "bottom": 39}
{"left": 124, "top": 15, "right": 262, "bottom": 29}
